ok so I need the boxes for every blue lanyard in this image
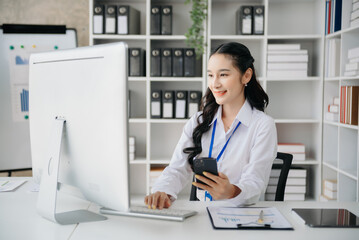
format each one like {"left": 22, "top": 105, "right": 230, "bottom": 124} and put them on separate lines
{"left": 208, "top": 119, "right": 241, "bottom": 161}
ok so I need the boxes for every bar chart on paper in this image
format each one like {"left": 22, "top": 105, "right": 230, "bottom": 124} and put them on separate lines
{"left": 12, "top": 84, "right": 29, "bottom": 121}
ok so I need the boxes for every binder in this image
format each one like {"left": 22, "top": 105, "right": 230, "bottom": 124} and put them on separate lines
{"left": 188, "top": 91, "right": 202, "bottom": 118}
{"left": 161, "top": 48, "right": 172, "bottom": 76}
{"left": 151, "top": 6, "right": 161, "bottom": 35}
{"left": 184, "top": 49, "right": 196, "bottom": 77}
{"left": 162, "top": 91, "right": 174, "bottom": 118}
{"left": 117, "top": 5, "right": 140, "bottom": 35}
{"left": 151, "top": 90, "right": 162, "bottom": 118}
{"left": 253, "top": 6, "right": 264, "bottom": 35}
{"left": 161, "top": 6, "right": 172, "bottom": 35}
{"left": 175, "top": 91, "right": 187, "bottom": 119}
{"left": 237, "top": 6, "right": 253, "bottom": 35}
{"left": 129, "top": 48, "right": 145, "bottom": 76}
{"left": 105, "top": 5, "right": 117, "bottom": 34}
{"left": 93, "top": 4, "right": 104, "bottom": 34}
{"left": 172, "top": 48, "right": 184, "bottom": 77}
{"left": 150, "top": 48, "right": 161, "bottom": 77}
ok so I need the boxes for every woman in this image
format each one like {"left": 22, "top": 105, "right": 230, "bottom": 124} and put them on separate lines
{"left": 145, "top": 42, "right": 277, "bottom": 209}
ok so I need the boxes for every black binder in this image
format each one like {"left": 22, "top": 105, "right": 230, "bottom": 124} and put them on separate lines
{"left": 172, "top": 48, "right": 184, "bottom": 77}
{"left": 161, "top": 48, "right": 172, "bottom": 77}
{"left": 150, "top": 48, "right": 161, "bottom": 77}
{"left": 162, "top": 91, "right": 175, "bottom": 119}
{"left": 93, "top": 4, "right": 104, "bottom": 34}
{"left": 129, "top": 48, "right": 145, "bottom": 76}
{"left": 117, "top": 5, "right": 140, "bottom": 35}
{"left": 184, "top": 49, "right": 196, "bottom": 77}
{"left": 105, "top": 5, "right": 117, "bottom": 34}
{"left": 253, "top": 6, "right": 264, "bottom": 35}
{"left": 175, "top": 91, "right": 187, "bottom": 119}
{"left": 161, "top": 6, "right": 172, "bottom": 35}
{"left": 150, "top": 6, "right": 161, "bottom": 35}
{"left": 188, "top": 91, "right": 202, "bottom": 118}
{"left": 237, "top": 6, "right": 253, "bottom": 35}
{"left": 151, "top": 90, "right": 162, "bottom": 118}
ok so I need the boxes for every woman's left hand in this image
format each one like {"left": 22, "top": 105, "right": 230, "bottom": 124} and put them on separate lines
{"left": 193, "top": 172, "right": 241, "bottom": 200}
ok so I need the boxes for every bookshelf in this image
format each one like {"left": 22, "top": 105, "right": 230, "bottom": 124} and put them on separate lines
{"left": 89, "top": 0, "right": 326, "bottom": 200}
{"left": 323, "top": 0, "right": 359, "bottom": 202}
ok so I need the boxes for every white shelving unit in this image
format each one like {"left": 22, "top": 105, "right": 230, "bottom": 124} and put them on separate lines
{"left": 208, "top": 0, "right": 325, "bottom": 201}
{"left": 322, "top": 1, "right": 359, "bottom": 202}
{"left": 89, "top": 0, "right": 327, "bottom": 200}
{"left": 89, "top": 0, "right": 206, "bottom": 196}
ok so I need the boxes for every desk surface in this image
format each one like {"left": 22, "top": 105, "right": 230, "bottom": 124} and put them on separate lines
{"left": 2, "top": 177, "right": 359, "bottom": 240}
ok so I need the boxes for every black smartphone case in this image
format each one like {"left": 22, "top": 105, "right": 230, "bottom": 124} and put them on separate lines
{"left": 193, "top": 157, "right": 218, "bottom": 187}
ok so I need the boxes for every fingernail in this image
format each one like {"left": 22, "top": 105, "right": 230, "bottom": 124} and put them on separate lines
{"left": 195, "top": 174, "right": 200, "bottom": 179}
{"left": 152, "top": 205, "right": 156, "bottom": 210}
{"left": 203, "top": 171, "right": 207, "bottom": 176}
{"left": 192, "top": 182, "right": 197, "bottom": 186}
{"left": 148, "top": 205, "right": 151, "bottom": 209}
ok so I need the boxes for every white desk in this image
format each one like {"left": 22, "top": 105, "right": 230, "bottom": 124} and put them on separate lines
{"left": 2, "top": 177, "right": 359, "bottom": 240}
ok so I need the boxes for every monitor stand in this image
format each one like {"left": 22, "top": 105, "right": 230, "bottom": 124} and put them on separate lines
{"left": 36, "top": 117, "right": 107, "bottom": 225}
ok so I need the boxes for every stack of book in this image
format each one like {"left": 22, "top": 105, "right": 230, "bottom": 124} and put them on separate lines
{"left": 340, "top": 86, "right": 359, "bottom": 125}
{"left": 129, "top": 136, "right": 136, "bottom": 161}
{"left": 326, "top": 97, "right": 340, "bottom": 122}
{"left": 321, "top": 179, "right": 337, "bottom": 201}
{"left": 266, "top": 168, "right": 307, "bottom": 201}
{"left": 344, "top": 47, "right": 359, "bottom": 77}
{"left": 325, "top": 38, "right": 341, "bottom": 77}
{"left": 149, "top": 166, "right": 165, "bottom": 189}
{"left": 325, "top": 0, "right": 342, "bottom": 34}
{"left": 278, "top": 143, "right": 305, "bottom": 161}
{"left": 350, "top": 0, "right": 359, "bottom": 28}
{"left": 267, "top": 44, "right": 308, "bottom": 78}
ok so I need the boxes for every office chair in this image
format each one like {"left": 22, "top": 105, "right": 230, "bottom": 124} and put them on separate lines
{"left": 189, "top": 152, "right": 293, "bottom": 201}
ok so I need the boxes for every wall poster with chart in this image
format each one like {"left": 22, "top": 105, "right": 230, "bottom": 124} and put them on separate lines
{"left": 0, "top": 24, "right": 76, "bottom": 172}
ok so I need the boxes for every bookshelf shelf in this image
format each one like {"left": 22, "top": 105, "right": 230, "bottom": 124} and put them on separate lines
{"left": 267, "top": 34, "right": 322, "bottom": 40}
{"left": 274, "top": 119, "right": 320, "bottom": 124}
{"left": 130, "top": 160, "right": 147, "bottom": 164}
{"left": 149, "top": 119, "right": 187, "bottom": 124}
{"left": 149, "top": 35, "right": 186, "bottom": 40}
{"left": 149, "top": 77, "right": 203, "bottom": 82}
{"left": 91, "top": 34, "right": 147, "bottom": 40}
{"left": 129, "top": 77, "right": 147, "bottom": 82}
{"left": 210, "top": 35, "right": 265, "bottom": 40}
{"left": 324, "top": 77, "right": 340, "bottom": 81}
{"left": 266, "top": 77, "right": 321, "bottom": 82}
{"left": 129, "top": 118, "right": 147, "bottom": 123}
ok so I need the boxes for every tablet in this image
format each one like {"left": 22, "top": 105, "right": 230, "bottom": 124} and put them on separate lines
{"left": 292, "top": 208, "right": 359, "bottom": 228}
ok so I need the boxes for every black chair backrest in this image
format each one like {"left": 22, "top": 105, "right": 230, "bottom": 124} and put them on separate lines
{"left": 272, "top": 152, "right": 293, "bottom": 201}
{"left": 189, "top": 152, "right": 293, "bottom": 201}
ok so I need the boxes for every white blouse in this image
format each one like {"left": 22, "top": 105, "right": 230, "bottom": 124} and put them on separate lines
{"left": 151, "top": 100, "right": 277, "bottom": 206}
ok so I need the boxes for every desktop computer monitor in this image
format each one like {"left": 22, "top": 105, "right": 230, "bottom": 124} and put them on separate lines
{"left": 29, "top": 42, "right": 129, "bottom": 224}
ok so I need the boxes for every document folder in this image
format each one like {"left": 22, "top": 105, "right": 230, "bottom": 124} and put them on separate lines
{"left": 105, "top": 5, "right": 117, "bottom": 34}
{"left": 237, "top": 6, "right": 253, "bottom": 35}
{"left": 163, "top": 91, "right": 174, "bottom": 118}
{"left": 184, "top": 49, "right": 196, "bottom": 77}
{"left": 151, "top": 48, "right": 161, "bottom": 76}
{"left": 161, "top": 6, "right": 172, "bottom": 35}
{"left": 175, "top": 91, "right": 187, "bottom": 119}
{"left": 173, "top": 48, "right": 184, "bottom": 77}
{"left": 151, "top": 6, "right": 161, "bottom": 35}
{"left": 253, "top": 6, "right": 264, "bottom": 35}
{"left": 93, "top": 4, "right": 104, "bottom": 34}
{"left": 151, "top": 90, "right": 162, "bottom": 118}
{"left": 117, "top": 5, "right": 140, "bottom": 35}
{"left": 129, "top": 48, "right": 145, "bottom": 76}
{"left": 161, "top": 48, "right": 172, "bottom": 76}
{"left": 207, "top": 206, "right": 293, "bottom": 230}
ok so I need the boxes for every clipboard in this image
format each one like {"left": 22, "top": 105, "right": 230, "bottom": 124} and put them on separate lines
{"left": 207, "top": 206, "right": 293, "bottom": 230}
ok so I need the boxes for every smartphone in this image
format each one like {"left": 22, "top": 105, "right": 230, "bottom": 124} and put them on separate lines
{"left": 193, "top": 157, "right": 218, "bottom": 188}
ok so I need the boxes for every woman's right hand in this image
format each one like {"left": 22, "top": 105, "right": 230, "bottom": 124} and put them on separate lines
{"left": 144, "top": 191, "right": 172, "bottom": 210}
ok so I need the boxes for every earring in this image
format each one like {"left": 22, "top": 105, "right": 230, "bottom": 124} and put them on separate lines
{"left": 245, "top": 83, "right": 248, "bottom": 87}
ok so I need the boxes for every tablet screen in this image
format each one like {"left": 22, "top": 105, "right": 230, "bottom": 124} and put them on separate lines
{"left": 292, "top": 208, "right": 359, "bottom": 228}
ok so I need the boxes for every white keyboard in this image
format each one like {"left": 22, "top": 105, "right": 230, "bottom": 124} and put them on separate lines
{"left": 100, "top": 206, "right": 197, "bottom": 222}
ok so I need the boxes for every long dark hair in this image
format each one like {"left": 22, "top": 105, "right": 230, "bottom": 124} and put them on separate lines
{"left": 183, "top": 42, "right": 269, "bottom": 170}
